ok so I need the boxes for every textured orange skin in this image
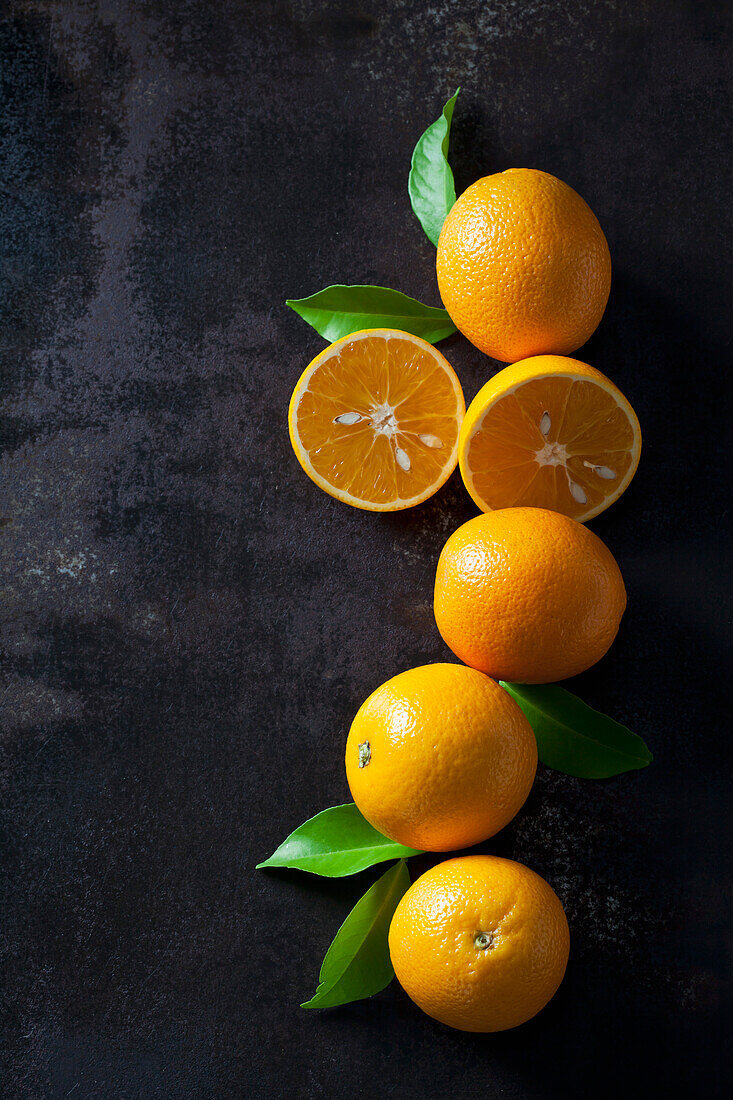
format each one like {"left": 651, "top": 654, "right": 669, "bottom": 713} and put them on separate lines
{"left": 345, "top": 664, "right": 537, "bottom": 852}
{"left": 436, "top": 169, "right": 612, "bottom": 363}
{"left": 434, "top": 508, "right": 626, "bottom": 683}
{"left": 389, "top": 855, "right": 570, "bottom": 1032}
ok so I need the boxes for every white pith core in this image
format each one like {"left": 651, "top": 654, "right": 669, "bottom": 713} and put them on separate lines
{"left": 531, "top": 412, "right": 619, "bottom": 506}
{"left": 535, "top": 440, "right": 568, "bottom": 467}
{"left": 332, "top": 401, "right": 445, "bottom": 478}
{"left": 370, "top": 402, "right": 399, "bottom": 435}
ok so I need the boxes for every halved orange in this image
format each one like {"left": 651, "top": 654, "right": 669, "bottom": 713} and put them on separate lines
{"left": 459, "top": 355, "right": 641, "bottom": 522}
{"left": 288, "top": 330, "right": 465, "bottom": 511}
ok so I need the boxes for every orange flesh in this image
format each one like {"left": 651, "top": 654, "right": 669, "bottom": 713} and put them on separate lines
{"left": 467, "top": 377, "right": 636, "bottom": 519}
{"left": 293, "top": 334, "right": 463, "bottom": 507}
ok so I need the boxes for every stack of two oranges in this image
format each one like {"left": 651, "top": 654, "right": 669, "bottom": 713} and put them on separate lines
{"left": 288, "top": 169, "right": 639, "bottom": 1031}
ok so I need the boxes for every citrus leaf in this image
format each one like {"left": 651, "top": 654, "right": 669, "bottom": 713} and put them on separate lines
{"left": 408, "top": 88, "right": 460, "bottom": 246}
{"left": 286, "top": 284, "right": 456, "bottom": 344}
{"left": 500, "top": 682, "right": 653, "bottom": 779}
{"left": 256, "top": 803, "right": 421, "bottom": 878}
{"left": 301, "top": 859, "right": 410, "bottom": 1009}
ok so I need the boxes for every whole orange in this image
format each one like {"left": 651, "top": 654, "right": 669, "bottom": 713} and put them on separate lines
{"left": 389, "top": 855, "right": 570, "bottom": 1032}
{"left": 434, "top": 507, "right": 626, "bottom": 683}
{"left": 344, "top": 664, "right": 536, "bottom": 852}
{"left": 436, "top": 169, "right": 611, "bottom": 362}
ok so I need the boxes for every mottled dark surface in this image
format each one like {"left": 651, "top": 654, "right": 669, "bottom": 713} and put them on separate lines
{"left": 1, "top": 1, "right": 731, "bottom": 1097}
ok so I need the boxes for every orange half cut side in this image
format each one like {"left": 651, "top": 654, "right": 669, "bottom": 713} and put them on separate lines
{"left": 459, "top": 355, "right": 641, "bottom": 522}
{"left": 288, "top": 329, "right": 465, "bottom": 511}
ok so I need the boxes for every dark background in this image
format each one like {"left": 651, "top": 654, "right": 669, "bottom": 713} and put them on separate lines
{"left": 1, "top": 1, "right": 730, "bottom": 1097}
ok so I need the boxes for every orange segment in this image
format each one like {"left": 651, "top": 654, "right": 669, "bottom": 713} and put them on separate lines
{"left": 459, "top": 355, "right": 641, "bottom": 523}
{"left": 289, "top": 330, "right": 465, "bottom": 511}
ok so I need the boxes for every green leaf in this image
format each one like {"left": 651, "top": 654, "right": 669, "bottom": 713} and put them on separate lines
{"left": 500, "top": 682, "right": 653, "bottom": 779}
{"left": 301, "top": 859, "right": 410, "bottom": 1009}
{"left": 256, "top": 803, "right": 422, "bottom": 878}
{"left": 286, "top": 284, "right": 456, "bottom": 344}
{"left": 408, "top": 88, "right": 460, "bottom": 246}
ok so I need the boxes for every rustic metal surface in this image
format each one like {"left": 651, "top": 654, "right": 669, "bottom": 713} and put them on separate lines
{"left": 1, "top": 2, "right": 730, "bottom": 1096}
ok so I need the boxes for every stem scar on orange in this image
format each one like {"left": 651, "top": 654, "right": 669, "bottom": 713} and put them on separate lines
{"left": 345, "top": 663, "right": 537, "bottom": 852}
{"left": 389, "top": 855, "right": 570, "bottom": 1032}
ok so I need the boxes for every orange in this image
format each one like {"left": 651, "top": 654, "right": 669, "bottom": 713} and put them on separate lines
{"left": 288, "top": 329, "right": 464, "bottom": 511}
{"left": 459, "top": 355, "right": 641, "bottom": 522}
{"left": 345, "top": 664, "right": 536, "bottom": 851}
{"left": 389, "top": 855, "right": 570, "bottom": 1032}
{"left": 434, "top": 508, "right": 626, "bottom": 683}
{"left": 436, "top": 169, "right": 611, "bottom": 362}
